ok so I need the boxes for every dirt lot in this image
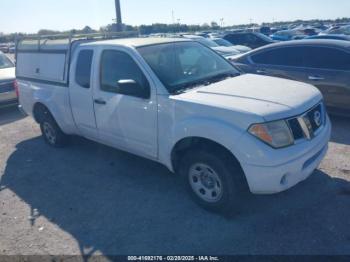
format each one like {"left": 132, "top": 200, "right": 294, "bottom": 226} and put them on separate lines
{"left": 0, "top": 106, "right": 349, "bottom": 257}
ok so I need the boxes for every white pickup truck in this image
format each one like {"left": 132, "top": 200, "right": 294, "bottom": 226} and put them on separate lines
{"left": 16, "top": 35, "right": 331, "bottom": 212}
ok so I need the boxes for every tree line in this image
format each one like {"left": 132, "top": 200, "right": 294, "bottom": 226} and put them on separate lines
{"left": 1, "top": 17, "right": 350, "bottom": 43}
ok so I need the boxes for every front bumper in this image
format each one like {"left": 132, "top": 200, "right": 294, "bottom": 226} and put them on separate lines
{"left": 237, "top": 115, "right": 331, "bottom": 194}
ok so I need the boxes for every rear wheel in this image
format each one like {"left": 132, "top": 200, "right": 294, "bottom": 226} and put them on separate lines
{"left": 40, "top": 114, "right": 69, "bottom": 147}
{"left": 179, "top": 150, "right": 246, "bottom": 213}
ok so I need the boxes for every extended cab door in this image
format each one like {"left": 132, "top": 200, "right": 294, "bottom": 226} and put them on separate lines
{"left": 70, "top": 49, "right": 98, "bottom": 139}
{"left": 92, "top": 48, "right": 158, "bottom": 159}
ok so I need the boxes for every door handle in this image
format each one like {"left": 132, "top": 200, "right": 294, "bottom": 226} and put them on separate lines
{"left": 308, "top": 75, "right": 325, "bottom": 81}
{"left": 94, "top": 99, "right": 107, "bottom": 105}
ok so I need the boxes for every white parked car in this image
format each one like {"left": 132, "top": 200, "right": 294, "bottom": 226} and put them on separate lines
{"left": 16, "top": 36, "right": 331, "bottom": 213}
{"left": 211, "top": 38, "right": 252, "bottom": 53}
{"left": 321, "top": 25, "right": 350, "bottom": 35}
{"left": 182, "top": 35, "right": 242, "bottom": 57}
{"left": 0, "top": 51, "right": 17, "bottom": 108}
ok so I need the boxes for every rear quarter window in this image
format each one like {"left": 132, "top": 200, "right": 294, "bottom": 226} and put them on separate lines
{"left": 75, "top": 50, "right": 94, "bottom": 88}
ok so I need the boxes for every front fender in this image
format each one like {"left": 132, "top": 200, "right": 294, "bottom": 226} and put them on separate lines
{"left": 160, "top": 116, "right": 246, "bottom": 171}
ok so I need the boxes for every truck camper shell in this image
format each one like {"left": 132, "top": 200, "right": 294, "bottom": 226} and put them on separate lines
{"left": 16, "top": 31, "right": 139, "bottom": 86}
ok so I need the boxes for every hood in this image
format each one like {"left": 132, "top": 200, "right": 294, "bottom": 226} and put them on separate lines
{"left": 0, "top": 67, "right": 15, "bottom": 82}
{"left": 212, "top": 46, "right": 240, "bottom": 56}
{"left": 172, "top": 74, "right": 322, "bottom": 121}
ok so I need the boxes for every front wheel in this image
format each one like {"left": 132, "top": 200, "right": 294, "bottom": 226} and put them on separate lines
{"left": 179, "top": 150, "right": 246, "bottom": 213}
{"left": 40, "top": 114, "right": 69, "bottom": 147}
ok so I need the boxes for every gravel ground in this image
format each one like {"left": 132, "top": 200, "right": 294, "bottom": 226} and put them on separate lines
{"left": 0, "top": 106, "right": 349, "bottom": 258}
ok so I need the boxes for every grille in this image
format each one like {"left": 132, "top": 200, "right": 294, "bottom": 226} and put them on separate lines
{"left": 306, "top": 104, "right": 324, "bottom": 133}
{"left": 287, "top": 103, "right": 325, "bottom": 141}
{"left": 0, "top": 81, "right": 14, "bottom": 93}
{"left": 288, "top": 118, "right": 304, "bottom": 140}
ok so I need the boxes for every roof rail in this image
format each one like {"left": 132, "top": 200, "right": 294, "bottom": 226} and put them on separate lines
{"left": 18, "top": 31, "right": 139, "bottom": 41}
{"left": 17, "top": 31, "right": 139, "bottom": 51}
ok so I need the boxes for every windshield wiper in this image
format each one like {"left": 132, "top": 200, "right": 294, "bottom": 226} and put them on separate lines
{"left": 171, "top": 72, "right": 239, "bottom": 95}
{"left": 204, "top": 72, "right": 239, "bottom": 84}
{"left": 171, "top": 80, "right": 209, "bottom": 95}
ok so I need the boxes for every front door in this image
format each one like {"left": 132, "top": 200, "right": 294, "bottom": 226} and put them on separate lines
{"left": 249, "top": 46, "right": 307, "bottom": 81}
{"left": 301, "top": 46, "right": 350, "bottom": 113}
{"left": 93, "top": 48, "right": 158, "bottom": 159}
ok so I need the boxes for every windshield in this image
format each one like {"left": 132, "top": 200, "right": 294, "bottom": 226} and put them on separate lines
{"left": 213, "top": 38, "right": 233, "bottom": 47}
{"left": 0, "top": 53, "right": 14, "bottom": 69}
{"left": 138, "top": 41, "right": 239, "bottom": 94}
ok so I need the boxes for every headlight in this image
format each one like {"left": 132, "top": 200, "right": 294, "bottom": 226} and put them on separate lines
{"left": 248, "top": 120, "right": 294, "bottom": 148}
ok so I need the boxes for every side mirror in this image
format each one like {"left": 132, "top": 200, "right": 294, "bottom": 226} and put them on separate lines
{"left": 117, "top": 79, "right": 150, "bottom": 99}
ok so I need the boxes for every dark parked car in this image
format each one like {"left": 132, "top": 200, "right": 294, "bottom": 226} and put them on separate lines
{"left": 306, "top": 34, "right": 350, "bottom": 41}
{"left": 260, "top": 26, "right": 271, "bottom": 35}
{"left": 232, "top": 40, "right": 350, "bottom": 116}
{"left": 303, "top": 28, "right": 318, "bottom": 36}
{"left": 223, "top": 32, "right": 275, "bottom": 49}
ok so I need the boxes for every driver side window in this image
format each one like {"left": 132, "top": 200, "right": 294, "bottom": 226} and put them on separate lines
{"left": 100, "top": 50, "right": 150, "bottom": 98}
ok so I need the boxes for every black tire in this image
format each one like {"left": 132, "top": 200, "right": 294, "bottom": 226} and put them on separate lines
{"left": 39, "top": 113, "right": 69, "bottom": 147}
{"left": 179, "top": 150, "right": 247, "bottom": 213}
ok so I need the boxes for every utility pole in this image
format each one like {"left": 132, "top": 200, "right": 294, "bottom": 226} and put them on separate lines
{"left": 115, "top": 0, "right": 123, "bottom": 32}
{"left": 220, "top": 18, "right": 224, "bottom": 28}
{"left": 172, "top": 10, "right": 175, "bottom": 25}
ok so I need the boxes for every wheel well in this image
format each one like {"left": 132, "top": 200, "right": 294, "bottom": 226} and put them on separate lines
{"left": 171, "top": 137, "right": 241, "bottom": 173}
{"left": 33, "top": 103, "right": 51, "bottom": 124}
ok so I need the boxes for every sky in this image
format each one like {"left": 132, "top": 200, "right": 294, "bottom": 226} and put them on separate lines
{"left": 1, "top": 0, "right": 350, "bottom": 34}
